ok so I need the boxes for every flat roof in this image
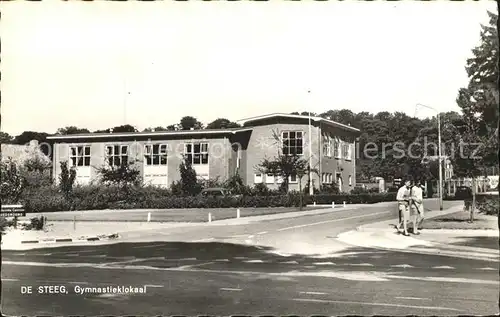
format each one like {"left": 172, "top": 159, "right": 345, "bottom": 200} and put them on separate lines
{"left": 46, "top": 127, "right": 254, "bottom": 140}
{"left": 237, "top": 113, "right": 361, "bottom": 133}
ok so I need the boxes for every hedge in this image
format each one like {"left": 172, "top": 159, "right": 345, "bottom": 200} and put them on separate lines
{"left": 23, "top": 185, "right": 306, "bottom": 213}
{"left": 307, "top": 192, "right": 397, "bottom": 205}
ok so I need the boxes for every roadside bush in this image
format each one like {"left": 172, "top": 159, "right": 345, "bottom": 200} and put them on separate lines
{"left": 24, "top": 186, "right": 70, "bottom": 213}
{"left": 307, "top": 192, "right": 397, "bottom": 205}
{"left": 22, "top": 216, "right": 46, "bottom": 231}
{"left": 474, "top": 194, "right": 499, "bottom": 216}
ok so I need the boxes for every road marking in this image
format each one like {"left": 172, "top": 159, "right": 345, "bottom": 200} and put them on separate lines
{"left": 299, "top": 291, "right": 328, "bottom": 295}
{"left": 192, "top": 238, "right": 215, "bottom": 242}
{"left": 66, "top": 253, "right": 80, "bottom": 257}
{"left": 386, "top": 274, "right": 499, "bottom": 285}
{"left": 145, "top": 284, "right": 164, "bottom": 288}
{"left": 432, "top": 266, "right": 455, "bottom": 269}
{"left": 276, "top": 211, "right": 388, "bottom": 232}
{"left": 244, "top": 259, "right": 264, "bottom": 263}
{"left": 234, "top": 257, "right": 248, "bottom": 259}
{"left": 282, "top": 261, "right": 299, "bottom": 264}
{"left": 2, "top": 278, "right": 20, "bottom": 282}
{"left": 313, "top": 262, "right": 336, "bottom": 266}
{"left": 391, "top": 264, "right": 414, "bottom": 268}
{"left": 178, "top": 262, "right": 215, "bottom": 270}
{"left": 291, "top": 298, "right": 459, "bottom": 311}
{"left": 256, "top": 231, "right": 267, "bottom": 235}
{"left": 396, "top": 296, "right": 430, "bottom": 300}
{"left": 220, "top": 288, "right": 242, "bottom": 292}
{"left": 477, "top": 267, "right": 497, "bottom": 271}
{"left": 348, "top": 263, "right": 374, "bottom": 267}
{"left": 88, "top": 255, "right": 106, "bottom": 258}
{"left": 178, "top": 257, "right": 197, "bottom": 261}
{"left": 215, "top": 259, "right": 229, "bottom": 262}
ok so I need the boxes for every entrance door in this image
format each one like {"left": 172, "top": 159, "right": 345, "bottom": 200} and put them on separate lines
{"left": 143, "top": 144, "right": 168, "bottom": 187}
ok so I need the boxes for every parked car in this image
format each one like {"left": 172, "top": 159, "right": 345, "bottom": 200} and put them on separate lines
{"left": 199, "top": 188, "right": 242, "bottom": 200}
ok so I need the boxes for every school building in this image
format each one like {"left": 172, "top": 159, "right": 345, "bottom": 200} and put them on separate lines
{"left": 47, "top": 113, "right": 361, "bottom": 192}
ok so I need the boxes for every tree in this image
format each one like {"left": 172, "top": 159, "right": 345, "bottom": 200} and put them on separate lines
{"left": 59, "top": 161, "right": 77, "bottom": 198}
{"left": 206, "top": 118, "right": 241, "bottom": 129}
{"left": 451, "top": 11, "right": 499, "bottom": 222}
{"left": 56, "top": 126, "right": 90, "bottom": 135}
{"left": 111, "top": 124, "right": 138, "bottom": 133}
{"left": 12, "top": 131, "right": 49, "bottom": 145}
{"left": 178, "top": 155, "right": 202, "bottom": 196}
{"left": 179, "top": 116, "right": 204, "bottom": 130}
{"left": 94, "top": 128, "right": 111, "bottom": 134}
{"left": 142, "top": 126, "right": 170, "bottom": 132}
{"left": 0, "top": 132, "right": 14, "bottom": 144}
{"left": 0, "top": 159, "right": 23, "bottom": 204}
{"left": 97, "top": 161, "right": 141, "bottom": 187}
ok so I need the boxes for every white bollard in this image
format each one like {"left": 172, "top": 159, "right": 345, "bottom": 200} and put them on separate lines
{"left": 208, "top": 212, "right": 212, "bottom": 223}
{"left": 332, "top": 202, "right": 335, "bottom": 208}
{"left": 147, "top": 212, "right": 151, "bottom": 222}
{"left": 237, "top": 208, "right": 240, "bottom": 219}
{"left": 313, "top": 202, "right": 316, "bottom": 206}
{"left": 343, "top": 201, "right": 346, "bottom": 208}
{"left": 73, "top": 215, "right": 76, "bottom": 231}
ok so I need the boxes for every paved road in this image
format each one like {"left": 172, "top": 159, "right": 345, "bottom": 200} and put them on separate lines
{"left": 3, "top": 199, "right": 498, "bottom": 315}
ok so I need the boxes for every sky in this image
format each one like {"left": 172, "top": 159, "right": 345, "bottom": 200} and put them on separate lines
{"left": 1, "top": 1, "right": 496, "bottom": 136}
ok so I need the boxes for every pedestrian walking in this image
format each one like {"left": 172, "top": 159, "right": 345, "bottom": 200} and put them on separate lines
{"left": 396, "top": 179, "right": 412, "bottom": 236}
{"left": 410, "top": 179, "right": 425, "bottom": 234}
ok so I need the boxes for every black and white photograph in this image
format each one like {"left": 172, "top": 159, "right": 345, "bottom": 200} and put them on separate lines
{"left": 0, "top": 1, "right": 498, "bottom": 316}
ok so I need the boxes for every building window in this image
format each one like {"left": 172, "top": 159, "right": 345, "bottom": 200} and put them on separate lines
{"left": 145, "top": 144, "right": 168, "bottom": 166}
{"left": 333, "top": 140, "right": 340, "bottom": 158}
{"left": 105, "top": 145, "right": 128, "bottom": 167}
{"left": 184, "top": 142, "right": 209, "bottom": 165}
{"left": 342, "top": 143, "right": 350, "bottom": 159}
{"left": 282, "top": 131, "right": 303, "bottom": 155}
{"left": 69, "top": 145, "right": 91, "bottom": 167}
{"left": 323, "top": 139, "right": 331, "bottom": 157}
{"left": 289, "top": 174, "right": 298, "bottom": 183}
{"left": 266, "top": 174, "right": 275, "bottom": 184}
{"left": 349, "top": 175, "right": 352, "bottom": 186}
{"left": 254, "top": 173, "right": 263, "bottom": 183}
{"left": 328, "top": 173, "right": 333, "bottom": 184}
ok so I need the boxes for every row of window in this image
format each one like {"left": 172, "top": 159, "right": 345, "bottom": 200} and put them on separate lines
{"left": 254, "top": 173, "right": 298, "bottom": 184}
{"left": 68, "top": 142, "right": 210, "bottom": 167}
{"left": 322, "top": 139, "right": 353, "bottom": 160}
{"left": 321, "top": 173, "right": 353, "bottom": 186}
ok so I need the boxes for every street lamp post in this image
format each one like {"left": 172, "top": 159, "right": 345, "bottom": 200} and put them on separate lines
{"left": 308, "top": 90, "right": 313, "bottom": 196}
{"left": 416, "top": 103, "right": 443, "bottom": 211}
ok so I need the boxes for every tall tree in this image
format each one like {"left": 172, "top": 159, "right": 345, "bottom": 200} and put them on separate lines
{"left": 12, "top": 131, "right": 49, "bottom": 145}
{"left": 206, "top": 118, "right": 241, "bottom": 129}
{"left": 179, "top": 116, "right": 204, "bottom": 130}
{"left": 56, "top": 126, "right": 90, "bottom": 135}
{"left": 451, "top": 11, "right": 499, "bottom": 222}
{"left": 179, "top": 156, "right": 202, "bottom": 196}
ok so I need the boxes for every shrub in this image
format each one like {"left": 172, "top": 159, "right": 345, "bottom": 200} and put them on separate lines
{"left": 475, "top": 194, "right": 499, "bottom": 216}
{"left": 24, "top": 186, "right": 70, "bottom": 213}
{"left": 59, "top": 161, "right": 77, "bottom": 197}
{"left": 22, "top": 216, "right": 46, "bottom": 231}
{"left": 96, "top": 161, "right": 142, "bottom": 187}
{"left": 0, "top": 159, "right": 23, "bottom": 204}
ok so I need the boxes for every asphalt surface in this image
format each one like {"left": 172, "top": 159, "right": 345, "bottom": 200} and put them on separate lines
{"left": 2, "top": 199, "right": 498, "bottom": 316}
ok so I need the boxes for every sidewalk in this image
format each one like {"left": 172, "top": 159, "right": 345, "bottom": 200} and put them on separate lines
{"left": 337, "top": 205, "right": 499, "bottom": 262}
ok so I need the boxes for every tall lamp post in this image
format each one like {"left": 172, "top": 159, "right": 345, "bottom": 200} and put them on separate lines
{"left": 308, "top": 90, "right": 314, "bottom": 196}
{"left": 416, "top": 103, "right": 443, "bottom": 211}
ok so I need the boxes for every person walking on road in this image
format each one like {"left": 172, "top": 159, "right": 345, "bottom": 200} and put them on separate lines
{"left": 396, "top": 179, "right": 412, "bottom": 236}
{"left": 410, "top": 179, "right": 425, "bottom": 235}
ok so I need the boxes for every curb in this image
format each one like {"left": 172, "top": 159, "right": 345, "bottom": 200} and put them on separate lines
{"left": 18, "top": 233, "right": 120, "bottom": 245}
